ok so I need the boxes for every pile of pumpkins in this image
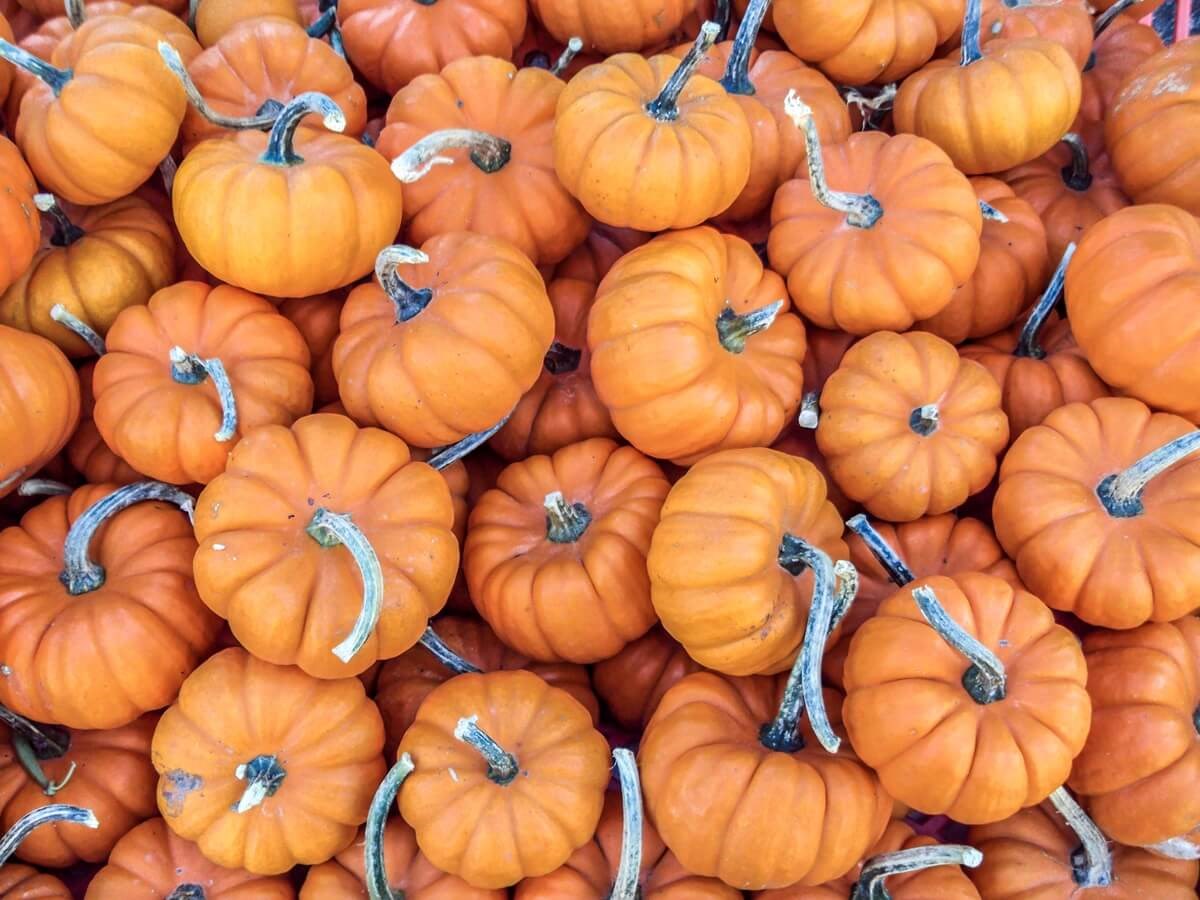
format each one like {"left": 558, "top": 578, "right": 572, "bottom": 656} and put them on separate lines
{"left": 0, "top": 0, "right": 1197, "bottom": 895}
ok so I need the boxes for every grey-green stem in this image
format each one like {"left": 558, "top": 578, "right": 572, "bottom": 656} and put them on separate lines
{"left": 0, "top": 39, "right": 72, "bottom": 95}
{"left": 843, "top": 83, "right": 897, "bottom": 132}
{"left": 233, "top": 755, "right": 286, "bottom": 813}
{"left": 374, "top": 245, "right": 433, "bottom": 322}
{"left": 50, "top": 305, "right": 105, "bottom": 356}
{"left": 169, "top": 347, "right": 238, "bottom": 441}
{"left": 846, "top": 514, "right": 914, "bottom": 586}
{"left": 17, "top": 479, "right": 72, "bottom": 497}
{"left": 454, "top": 715, "right": 518, "bottom": 785}
{"left": 545, "top": 491, "right": 592, "bottom": 543}
{"left": 390, "top": 129, "right": 512, "bottom": 183}
{"left": 551, "top": 37, "right": 583, "bottom": 77}
{"left": 418, "top": 625, "right": 481, "bottom": 674}
{"left": 960, "top": 0, "right": 984, "bottom": 66}
{"left": 912, "top": 585, "right": 1006, "bottom": 704}
{"left": 720, "top": 0, "right": 771, "bottom": 95}
{"left": 1094, "top": 0, "right": 1137, "bottom": 35}
{"left": 1060, "top": 133, "right": 1093, "bottom": 192}
{"left": 1015, "top": 243, "right": 1075, "bottom": 360}
{"left": 610, "top": 749, "right": 643, "bottom": 900}
{"left": 426, "top": 412, "right": 513, "bottom": 470}
{"left": 852, "top": 843, "right": 983, "bottom": 900}
{"left": 65, "top": 0, "right": 86, "bottom": 27}
{"left": 260, "top": 92, "right": 346, "bottom": 167}
{"left": 35, "top": 194, "right": 85, "bottom": 246}
{"left": 158, "top": 41, "right": 281, "bottom": 131}
{"left": 909, "top": 404, "right": 939, "bottom": 436}
{"left": 646, "top": 21, "right": 719, "bottom": 120}
{"left": 0, "top": 804, "right": 98, "bottom": 866}
{"left": 979, "top": 200, "right": 1008, "bottom": 223}
{"left": 166, "top": 886, "right": 206, "bottom": 900}
{"left": 798, "top": 391, "right": 819, "bottom": 428}
{"left": 365, "top": 753, "right": 415, "bottom": 900}
{"left": 1049, "top": 786, "right": 1113, "bottom": 887}
{"left": 306, "top": 508, "right": 383, "bottom": 664}
{"left": 716, "top": 300, "right": 783, "bottom": 353}
{"left": 13, "top": 733, "right": 76, "bottom": 796}
{"left": 1096, "top": 430, "right": 1200, "bottom": 518}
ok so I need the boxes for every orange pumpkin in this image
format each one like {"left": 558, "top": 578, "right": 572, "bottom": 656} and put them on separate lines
{"left": 192, "top": 0, "right": 303, "bottom": 47}
{"left": 276, "top": 293, "right": 341, "bottom": 409}
{"left": 553, "top": 224, "right": 649, "bottom": 285}
{"left": 0, "top": 137, "right": 39, "bottom": 297}
{"left": 0, "top": 864, "right": 69, "bottom": 899}
{"left": 592, "top": 627, "right": 703, "bottom": 731}
{"left": 553, "top": 23, "right": 753, "bottom": 231}
{"left": 529, "top": 0, "right": 695, "bottom": 53}
{"left": 378, "top": 55, "right": 590, "bottom": 268}
{"left": 1074, "top": 10, "right": 1163, "bottom": 148}
{"left": 93, "top": 282, "right": 313, "bottom": 485}
{"left": 816, "top": 331, "right": 1009, "bottom": 522}
{"left": 768, "top": 93, "right": 982, "bottom": 334}
{"left": 0, "top": 12, "right": 13, "bottom": 104}
{"left": 65, "top": 363, "right": 141, "bottom": 486}
{"left": 152, "top": 647, "right": 386, "bottom": 875}
{"left": 978, "top": 0, "right": 1093, "bottom": 69}
{"left": 771, "top": 425, "right": 854, "bottom": 518}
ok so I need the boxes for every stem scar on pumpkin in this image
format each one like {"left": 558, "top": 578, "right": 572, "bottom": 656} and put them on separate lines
{"left": 854, "top": 841, "right": 983, "bottom": 897}
{"left": 365, "top": 753, "right": 415, "bottom": 900}
{"left": 912, "top": 585, "right": 1007, "bottom": 704}
{"left": 610, "top": 748, "right": 643, "bottom": 900}
{"left": 646, "top": 21, "right": 720, "bottom": 121}
{"left": 909, "top": 404, "right": 940, "bottom": 436}
{"left": 0, "top": 37, "right": 72, "bottom": 96}
{"left": 390, "top": 129, "right": 513, "bottom": 182}
{"left": 168, "top": 347, "right": 238, "bottom": 442}
{"left": 545, "top": 491, "right": 592, "bottom": 543}
{"left": 233, "top": 754, "right": 286, "bottom": 813}
{"left": 1048, "top": 787, "right": 1114, "bottom": 887}
{"left": 455, "top": 715, "right": 519, "bottom": 785}
{"left": 0, "top": 803, "right": 98, "bottom": 867}
{"left": 305, "top": 508, "right": 383, "bottom": 664}
{"left": 1016, "top": 242, "right": 1076, "bottom": 360}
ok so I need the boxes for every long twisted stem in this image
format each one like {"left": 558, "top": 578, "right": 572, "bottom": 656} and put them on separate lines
{"left": 912, "top": 586, "right": 1006, "bottom": 704}
{"left": 0, "top": 805, "right": 98, "bottom": 866}
{"left": 390, "top": 129, "right": 512, "bottom": 182}
{"left": 306, "top": 509, "right": 383, "bottom": 664}
{"left": 1048, "top": 787, "right": 1113, "bottom": 887}
{"left": 610, "top": 749, "right": 643, "bottom": 900}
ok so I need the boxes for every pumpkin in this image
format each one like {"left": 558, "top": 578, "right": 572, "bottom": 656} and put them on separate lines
{"left": 19, "top": 0, "right": 187, "bottom": 16}
{"left": 1066, "top": 204, "right": 1200, "bottom": 421}
{"left": 773, "top": 0, "right": 962, "bottom": 85}
{"left": 969, "top": 787, "right": 1200, "bottom": 898}
{"left": 1, "top": 16, "right": 186, "bottom": 205}
{"left": 915, "top": 178, "right": 1049, "bottom": 345}
{"left": 0, "top": 137, "right": 39, "bottom": 297}
{"left": 0, "top": 482, "right": 219, "bottom": 729}
{"left": 0, "top": 194, "right": 174, "bottom": 359}
{"left": 0, "top": 864, "right": 69, "bottom": 899}
{"left": 1074, "top": 10, "right": 1163, "bottom": 148}
{"left": 86, "top": 817, "right": 296, "bottom": 899}
{"left": 994, "top": 397, "right": 1200, "bottom": 628}
{"left": 1092, "top": 0, "right": 1163, "bottom": 13}
{"left": 192, "top": 0, "right": 303, "bottom": 47}
{"left": 0, "top": 712, "right": 157, "bottom": 866}
{"left": 1105, "top": 37, "right": 1200, "bottom": 215}
{"left": 816, "top": 331, "right": 1009, "bottom": 522}
{"left": 65, "top": 363, "right": 141, "bottom": 486}
{"left": 276, "top": 294, "right": 341, "bottom": 409}
{"left": 0, "top": 13, "right": 12, "bottom": 104}
{"left": 978, "top": 0, "right": 1093, "bottom": 69}
{"left": 334, "top": 235, "right": 554, "bottom": 448}
{"left": 193, "top": 413, "right": 459, "bottom": 678}
{"left": 960, "top": 244, "right": 1110, "bottom": 441}
{"left": 0, "top": 326, "right": 79, "bottom": 499}
{"left": 771, "top": 425, "right": 854, "bottom": 518}
{"left": 152, "top": 647, "right": 386, "bottom": 875}
{"left": 529, "top": 0, "right": 695, "bottom": 53}
{"left": 93, "top": 282, "right": 312, "bottom": 485}
{"left": 589, "top": 226, "right": 807, "bottom": 462}
{"left": 465, "top": 438, "right": 669, "bottom": 663}
{"left": 1002, "top": 133, "right": 1130, "bottom": 262}
{"left": 553, "top": 224, "right": 649, "bottom": 285}
{"left": 796, "top": 327, "right": 857, "bottom": 429}
{"left": 338, "top": 0, "right": 525, "bottom": 94}
{"left": 893, "top": 0, "right": 1081, "bottom": 174}
{"left": 390, "top": 669, "right": 610, "bottom": 888}
{"left": 768, "top": 92, "right": 982, "bottom": 335}
{"left": 592, "top": 627, "right": 703, "bottom": 731}
{"left": 378, "top": 55, "right": 590, "bottom": 268}
{"left": 374, "top": 615, "right": 598, "bottom": 755}
{"left": 553, "top": 23, "right": 753, "bottom": 231}
{"left": 173, "top": 92, "right": 403, "bottom": 298}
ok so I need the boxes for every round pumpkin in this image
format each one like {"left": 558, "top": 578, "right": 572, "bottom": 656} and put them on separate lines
{"left": 771, "top": 425, "right": 854, "bottom": 518}
{"left": 529, "top": 0, "right": 694, "bottom": 53}
{"left": 978, "top": 0, "right": 1093, "bottom": 69}
{"left": 553, "top": 224, "right": 649, "bottom": 286}
{"left": 192, "top": 0, "right": 303, "bottom": 47}
{"left": 152, "top": 647, "right": 386, "bottom": 875}
{"left": 276, "top": 293, "right": 341, "bottom": 409}
{"left": 592, "top": 626, "right": 703, "bottom": 731}
{"left": 1074, "top": 11, "right": 1163, "bottom": 148}
{"left": 65, "top": 363, "right": 141, "bottom": 486}
{"left": 0, "top": 137, "right": 39, "bottom": 297}
{"left": 0, "top": 864, "right": 69, "bottom": 899}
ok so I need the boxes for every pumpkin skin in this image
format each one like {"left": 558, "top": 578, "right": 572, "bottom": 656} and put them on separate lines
{"left": 152, "top": 648, "right": 387, "bottom": 875}
{"left": 0, "top": 195, "right": 175, "bottom": 358}
{"left": 647, "top": 447, "right": 848, "bottom": 676}
{"left": 553, "top": 224, "right": 649, "bottom": 285}
{"left": 397, "top": 669, "right": 611, "bottom": 889}
{"left": 915, "top": 178, "right": 1049, "bottom": 345}
{"left": 181, "top": 18, "right": 367, "bottom": 151}
{"left": 993, "top": 397, "right": 1200, "bottom": 628}
{"left": 1064, "top": 204, "right": 1200, "bottom": 422}
{"left": 771, "top": 426, "right": 854, "bottom": 518}
{"left": 529, "top": 0, "right": 694, "bottom": 53}
{"left": 276, "top": 293, "right": 342, "bottom": 409}
{"left": 465, "top": 438, "right": 669, "bottom": 663}
{"left": 0, "top": 716, "right": 158, "bottom": 867}
{"left": 19, "top": 0, "right": 189, "bottom": 16}
{"left": 339, "top": 0, "right": 526, "bottom": 94}
{"left": 16, "top": 16, "right": 186, "bottom": 205}
{"left": 978, "top": 0, "right": 1093, "bottom": 69}
{"left": 0, "top": 865, "right": 69, "bottom": 899}
{"left": 1074, "top": 13, "right": 1162, "bottom": 148}
{"left": 591, "top": 626, "right": 703, "bottom": 731}
{"left": 86, "top": 817, "right": 296, "bottom": 899}
{"left": 0, "top": 326, "right": 79, "bottom": 499}
{"left": 816, "top": 331, "right": 1009, "bottom": 522}
{"left": 0, "top": 12, "right": 12, "bottom": 104}
{"left": 0, "top": 137, "right": 39, "bottom": 297}
{"left": 768, "top": 131, "right": 982, "bottom": 335}
{"left": 589, "top": 227, "right": 807, "bottom": 463}
{"left": 1105, "top": 38, "right": 1200, "bottom": 215}
{"left": 66, "top": 363, "right": 142, "bottom": 486}
{"left": 193, "top": 0, "right": 304, "bottom": 47}
{"left": 193, "top": 413, "right": 459, "bottom": 678}
{"left": 377, "top": 56, "right": 590, "bottom": 268}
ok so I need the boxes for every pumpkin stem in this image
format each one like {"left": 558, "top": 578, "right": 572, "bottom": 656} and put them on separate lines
{"left": 646, "top": 21, "right": 720, "bottom": 121}
{"left": 720, "top": 0, "right": 772, "bottom": 95}
{"left": 544, "top": 342, "right": 582, "bottom": 375}
{"left": 13, "top": 734, "right": 76, "bottom": 796}
{"left": 0, "top": 39, "right": 72, "bottom": 96}
{"left": 545, "top": 491, "right": 592, "bottom": 543}
{"left": 610, "top": 748, "right": 644, "bottom": 900}
{"left": 1015, "top": 243, "right": 1076, "bottom": 360}
{"left": 165, "top": 885, "right": 206, "bottom": 900}
{"left": 1048, "top": 787, "right": 1114, "bottom": 888}
{"left": 158, "top": 41, "right": 282, "bottom": 132}
{"left": 908, "top": 405, "right": 939, "bottom": 436}
{"left": 260, "top": 92, "right": 346, "bottom": 166}
{"left": 0, "top": 468, "right": 27, "bottom": 493}
{"left": 959, "top": 0, "right": 985, "bottom": 66}
{"left": 50, "top": 305, "right": 106, "bottom": 357}
{"left": 0, "top": 706, "right": 69, "bottom": 760}
{"left": 853, "top": 843, "right": 983, "bottom": 899}
{"left": 846, "top": 514, "right": 915, "bottom": 586}
{"left": 0, "top": 804, "right": 98, "bottom": 867}
{"left": 1094, "top": 0, "right": 1137, "bottom": 35}
{"left": 168, "top": 347, "right": 238, "bottom": 442}
{"left": 798, "top": 391, "right": 820, "bottom": 428}
{"left": 842, "top": 83, "right": 897, "bottom": 131}
{"left": 60, "top": 482, "right": 195, "bottom": 595}
{"left": 762, "top": 538, "right": 857, "bottom": 753}
{"left": 784, "top": 90, "right": 883, "bottom": 228}
{"left": 912, "top": 585, "right": 1006, "bottom": 704}
{"left": 551, "top": 37, "right": 583, "bottom": 77}
{"left": 188, "top": 0, "right": 199, "bottom": 28}
{"left": 1060, "top": 133, "right": 1093, "bottom": 192}
{"left": 306, "top": 508, "right": 383, "bottom": 664}
{"left": 716, "top": 300, "right": 784, "bottom": 353}
{"left": 418, "top": 625, "right": 482, "bottom": 675}
{"left": 17, "top": 479, "right": 73, "bottom": 497}
{"left": 374, "top": 245, "right": 434, "bottom": 323}
{"left": 454, "top": 715, "right": 519, "bottom": 785}
{"left": 426, "top": 412, "right": 514, "bottom": 470}
{"left": 1144, "top": 837, "right": 1200, "bottom": 860}
{"left": 233, "top": 755, "right": 286, "bottom": 814}
{"left": 365, "top": 754, "right": 415, "bottom": 900}
{"left": 34, "top": 194, "right": 84, "bottom": 246}
{"left": 161, "top": 154, "right": 178, "bottom": 195}
{"left": 390, "top": 129, "right": 513, "bottom": 182}
{"left": 978, "top": 200, "right": 1008, "bottom": 223}
{"left": 1097, "top": 429, "right": 1200, "bottom": 518}
{"left": 65, "top": 0, "right": 85, "bottom": 27}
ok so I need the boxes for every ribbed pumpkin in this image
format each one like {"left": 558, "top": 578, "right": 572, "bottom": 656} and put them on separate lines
{"left": 592, "top": 627, "right": 703, "bottom": 731}
{"left": 529, "top": 0, "right": 695, "bottom": 53}
{"left": 0, "top": 864, "right": 69, "bottom": 899}
{"left": 276, "top": 293, "right": 341, "bottom": 408}
{"left": 0, "top": 136, "right": 39, "bottom": 297}
{"left": 978, "top": 0, "right": 1093, "bottom": 68}
{"left": 192, "top": 0, "right": 303, "bottom": 46}
{"left": 65, "top": 363, "right": 141, "bottom": 486}
{"left": 1074, "top": 11, "right": 1163, "bottom": 147}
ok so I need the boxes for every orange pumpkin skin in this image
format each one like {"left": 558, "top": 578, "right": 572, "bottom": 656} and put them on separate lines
{"left": 465, "top": 438, "right": 669, "bottom": 663}
{"left": 193, "top": 414, "right": 459, "bottom": 678}
{"left": 193, "top": 0, "right": 303, "bottom": 46}
{"left": 16, "top": 17, "right": 186, "bottom": 205}
{"left": 553, "top": 224, "right": 649, "bottom": 285}
{"left": 86, "top": 817, "right": 296, "bottom": 899}
{"left": 553, "top": 53, "right": 752, "bottom": 231}
{"left": 1064, "top": 204, "right": 1200, "bottom": 421}
{"left": 591, "top": 627, "right": 703, "bottom": 731}
{"left": 0, "top": 865, "right": 69, "bottom": 899}
{"left": 397, "top": 669, "right": 611, "bottom": 889}
{"left": 768, "top": 131, "right": 982, "bottom": 335}
{"left": 773, "top": 0, "right": 962, "bottom": 84}
{"left": 915, "top": 178, "right": 1048, "bottom": 345}
{"left": 0, "top": 136, "right": 38, "bottom": 296}
{"left": 771, "top": 426, "right": 855, "bottom": 518}
{"left": 816, "top": 331, "right": 1009, "bottom": 522}
{"left": 0, "top": 325, "right": 79, "bottom": 498}
{"left": 152, "top": 648, "right": 387, "bottom": 875}
{"left": 648, "top": 448, "right": 848, "bottom": 676}
{"left": 181, "top": 18, "right": 367, "bottom": 151}
{"left": 0, "top": 13, "right": 13, "bottom": 104}
{"left": 979, "top": 0, "right": 1093, "bottom": 69}
{"left": 993, "top": 398, "right": 1200, "bottom": 628}
{"left": 339, "top": 0, "right": 525, "bottom": 94}
{"left": 19, "top": 0, "right": 188, "bottom": 17}
{"left": 589, "top": 227, "right": 807, "bottom": 463}
{"left": 66, "top": 363, "right": 142, "bottom": 486}
{"left": 277, "top": 293, "right": 342, "bottom": 408}
{"left": 530, "top": 0, "right": 694, "bottom": 53}
{"left": 1074, "top": 14, "right": 1162, "bottom": 148}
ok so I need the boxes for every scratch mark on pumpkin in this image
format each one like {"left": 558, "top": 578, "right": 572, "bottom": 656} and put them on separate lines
{"left": 1152, "top": 72, "right": 1191, "bottom": 96}
{"left": 162, "top": 770, "right": 203, "bottom": 817}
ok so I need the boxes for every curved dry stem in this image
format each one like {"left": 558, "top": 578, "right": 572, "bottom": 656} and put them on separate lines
{"left": 454, "top": 716, "right": 518, "bottom": 785}
{"left": 1060, "top": 133, "right": 1093, "bottom": 191}
{"left": 50, "top": 305, "right": 105, "bottom": 356}
{"left": 374, "top": 245, "right": 433, "bottom": 322}
{"left": 551, "top": 37, "right": 582, "bottom": 77}
{"left": 646, "top": 21, "right": 720, "bottom": 119}
{"left": 1015, "top": 242, "right": 1075, "bottom": 359}
{"left": 0, "top": 39, "right": 71, "bottom": 94}
{"left": 426, "top": 412, "right": 514, "bottom": 470}
{"left": 365, "top": 754, "right": 414, "bottom": 900}
{"left": 390, "top": 129, "right": 512, "bottom": 183}
{"left": 846, "top": 514, "right": 914, "bottom": 586}
{"left": 158, "top": 41, "right": 280, "bottom": 131}
{"left": 716, "top": 300, "right": 783, "bottom": 353}
{"left": 855, "top": 843, "right": 983, "bottom": 898}
{"left": 260, "top": 92, "right": 346, "bottom": 166}
{"left": 35, "top": 194, "right": 84, "bottom": 246}
{"left": 418, "top": 625, "right": 481, "bottom": 675}
{"left": 0, "top": 804, "right": 97, "bottom": 866}
{"left": 830, "top": 558, "right": 859, "bottom": 632}
{"left": 169, "top": 347, "right": 237, "bottom": 441}
{"left": 17, "top": 479, "right": 72, "bottom": 497}
{"left": 611, "top": 748, "right": 643, "bottom": 900}
{"left": 843, "top": 83, "right": 898, "bottom": 132}
{"left": 65, "top": 0, "right": 86, "bottom": 27}
{"left": 306, "top": 508, "right": 383, "bottom": 664}
{"left": 1097, "top": 430, "right": 1200, "bottom": 518}
{"left": 720, "top": 0, "right": 771, "bottom": 95}
{"left": 912, "top": 585, "right": 1006, "bottom": 704}
{"left": 1048, "top": 787, "right": 1113, "bottom": 887}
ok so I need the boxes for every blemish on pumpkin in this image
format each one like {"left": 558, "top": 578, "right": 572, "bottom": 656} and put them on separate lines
{"left": 449, "top": 767, "right": 459, "bottom": 782}
{"left": 162, "top": 769, "right": 203, "bottom": 816}
{"left": 1151, "top": 72, "right": 1191, "bottom": 96}
{"left": 0, "top": 665, "right": 10, "bottom": 676}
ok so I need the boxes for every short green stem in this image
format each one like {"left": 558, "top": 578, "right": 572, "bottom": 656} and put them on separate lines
{"left": 390, "top": 129, "right": 512, "bottom": 183}
{"left": 1048, "top": 787, "right": 1113, "bottom": 887}
{"left": 158, "top": 42, "right": 281, "bottom": 132}
{"left": 306, "top": 508, "right": 383, "bottom": 664}
{"left": 35, "top": 194, "right": 85, "bottom": 246}
{"left": 610, "top": 748, "right": 643, "bottom": 900}
{"left": 846, "top": 514, "right": 914, "bottom": 586}
{"left": 1060, "top": 133, "right": 1093, "bottom": 192}
{"left": 545, "top": 491, "right": 592, "bottom": 543}
{"left": 168, "top": 347, "right": 237, "bottom": 441}
{"left": 365, "top": 754, "right": 414, "bottom": 900}
{"left": 0, "top": 804, "right": 98, "bottom": 866}
{"left": 1015, "top": 243, "right": 1075, "bottom": 360}
{"left": 418, "top": 625, "right": 481, "bottom": 675}
{"left": 374, "top": 245, "right": 434, "bottom": 322}
{"left": 14, "top": 734, "right": 76, "bottom": 797}
{"left": 1096, "top": 430, "right": 1200, "bottom": 518}
{"left": 0, "top": 39, "right": 72, "bottom": 95}
{"left": 454, "top": 716, "right": 518, "bottom": 785}
{"left": 912, "top": 585, "right": 1006, "bottom": 704}
{"left": 260, "top": 92, "right": 346, "bottom": 166}
{"left": 551, "top": 37, "right": 582, "bottom": 77}
{"left": 233, "top": 755, "right": 286, "bottom": 813}
{"left": 852, "top": 843, "right": 983, "bottom": 899}
{"left": 50, "top": 304, "right": 106, "bottom": 356}
{"left": 716, "top": 300, "right": 783, "bottom": 353}
{"left": 645, "top": 21, "right": 719, "bottom": 120}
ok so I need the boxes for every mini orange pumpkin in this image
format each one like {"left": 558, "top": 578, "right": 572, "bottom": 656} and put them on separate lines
{"left": 65, "top": 363, "right": 141, "bottom": 486}
{"left": 276, "top": 293, "right": 341, "bottom": 409}
{"left": 0, "top": 137, "right": 39, "bottom": 297}
{"left": 553, "top": 224, "right": 649, "bottom": 286}
{"left": 592, "top": 627, "right": 703, "bottom": 731}
{"left": 1074, "top": 9, "right": 1163, "bottom": 147}
{"left": 530, "top": 0, "right": 694, "bottom": 53}
{"left": 0, "top": 863, "right": 69, "bottom": 899}
{"left": 191, "top": 0, "right": 303, "bottom": 46}
{"left": 771, "top": 425, "right": 854, "bottom": 518}
{"left": 979, "top": 0, "right": 1093, "bottom": 69}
